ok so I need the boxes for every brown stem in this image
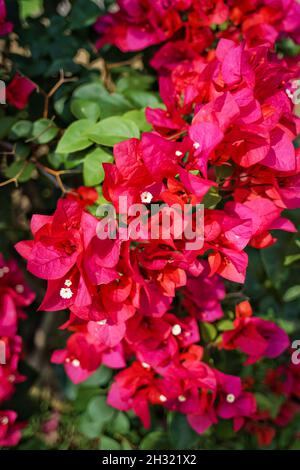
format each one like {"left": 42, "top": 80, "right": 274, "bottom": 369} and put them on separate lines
{"left": 0, "top": 161, "right": 28, "bottom": 188}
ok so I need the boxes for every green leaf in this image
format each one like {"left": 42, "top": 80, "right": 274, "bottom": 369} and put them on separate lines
{"left": 98, "top": 94, "right": 133, "bottom": 118}
{"left": 88, "top": 117, "right": 140, "bottom": 146}
{"left": 18, "top": 0, "right": 43, "bottom": 20}
{"left": 68, "top": 0, "right": 100, "bottom": 30}
{"left": 283, "top": 285, "right": 300, "bottom": 302}
{"left": 11, "top": 120, "right": 33, "bottom": 138}
{"left": 0, "top": 117, "right": 17, "bottom": 139}
{"left": 81, "top": 366, "right": 113, "bottom": 387}
{"left": 255, "top": 392, "right": 285, "bottom": 419}
{"left": 56, "top": 120, "right": 94, "bottom": 153}
{"left": 215, "top": 420, "right": 235, "bottom": 440}
{"left": 47, "top": 152, "right": 66, "bottom": 169}
{"left": 109, "top": 412, "right": 130, "bottom": 435}
{"left": 284, "top": 253, "right": 300, "bottom": 266}
{"left": 87, "top": 396, "right": 115, "bottom": 424}
{"left": 78, "top": 414, "right": 102, "bottom": 439}
{"left": 202, "top": 187, "right": 222, "bottom": 208}
{"left": 168, "top": 413, "right": 199, "bottom": 449}
{"left": 123, "top": 109, "right": 152, "bottom": 132}
{"left": 83, "top": 147, "right": 113, "bottom": 186}
{"left": 73, "top": 82, "right": 107, "bottom": 101}
{"left": 5, "top": 161, "right": 35, "bottom": 182}
{"left": 200, "top": 322, "right": 218, "bottom": 342}
{"left": 71, "top": 99, "right": 101, "bottom": 122}
{"left": 116, "top": 73, "right": 155, "bottom": 93}
{"left": 125, "top": 90, "right": 161, "bottom": 108}
{"left": 140, "top": 431, "right": 170, "bottom": 450}
{"left": 217, "top": 319, "right": 234, "bottom": 331}
{"left": 99, "top": 436, "right": 121, "bottom": 450}
{"left": 15, "top": 142, "right": 30, "bottom": 159}
{"left": 32, "top": 118, "right": 58, "bottom": 144}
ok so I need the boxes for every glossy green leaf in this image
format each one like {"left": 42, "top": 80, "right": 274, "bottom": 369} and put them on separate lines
{"left": 56, "top": 119, "right": 94, "bottom": 153}
{"left": 83, "top": 147, "right": 113, "bottom": 186}
{"left": 71, "top": 99, "right": 101, "bottom": 122}
{"left": 11, "top": 120, "right": 33, "bottom": 138}
{"left": 32, "top": 118, "right": 58, "bottom": 144}
{"left": 88, "top": 117, "right": 140, "bottom": 146}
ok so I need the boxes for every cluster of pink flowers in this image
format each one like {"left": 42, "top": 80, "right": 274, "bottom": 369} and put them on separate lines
{"left": 0, "top": 254, "right": 35, "bottom": 447}
{"left": 0, "top": 1, "right": 36, "bottom": 110}
{"left": 95, "top": 0, "right": 300, "bottom": 56}
{"left": 15, "top": 0, "right": 300, "bottom": 438}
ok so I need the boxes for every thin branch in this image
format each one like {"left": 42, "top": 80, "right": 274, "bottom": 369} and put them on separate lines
{"left": 0, "top": 161, "right": 29, "bottom": 188}
{"left": 34, "top": 162, "right": 80, "bottom": 194}
{"left": 37, "top": 69, "right": 77, "bottom": 119}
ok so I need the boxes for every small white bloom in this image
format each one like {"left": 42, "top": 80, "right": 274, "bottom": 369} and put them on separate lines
{"left": 226, "top": 393, "right": 236, "bottom": 403}
{"left": 59, "top": 287, "right": 73, "bottom": 299}
{"left": 141, "top": 191, "right": 153, "bottom": 204}
{"left": 172, "top": 324, "right": 182, "bottom": 336}
{"left": 175, "top": 150, "right": 183, "bottom": 157}
{"left": 1, "top": 416, "right": 9, "bottom": 425}
{"left": 96, "top": 319, "right": 107, "bottom": 326}
{"left": 64, "top": 279, "right": 72, "bottom": 287}
{"left": 72, "top": 359, "right": 80, "bottom": 367}
{"left": 141, "top": 362, "right": 151, "bottom": 369}
{"left": 15, "top": 284, "right": 24, "bottom": 294}
{"left": 178, "top": 395, "right": 186, "bottom": 402}
{"left": 193, "top": 142, "right": 200, "bottom": 150}
{"left": 159, "top": 394, "right": 167, "bottom": 402}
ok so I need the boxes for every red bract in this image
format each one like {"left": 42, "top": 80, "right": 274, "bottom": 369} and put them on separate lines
{"left": 221, "top": 316, "right": 290, "bottom": 364}
{"left": 0, "top": 254, "right": 35, "bottom": 447}
{"left": 0, "top": 411, "right": 23, "bottom": 447}
{"left": 6, "top": 73, "right": 36, "bottom": 110}
{"left": 0, "top": 0, "right": 12, "bottom": 36}
{"left": 14, "top": 0, "right": 300, "bottom": 443}
{"left": 95, "top": 0, "right": 300, "bottom": 53}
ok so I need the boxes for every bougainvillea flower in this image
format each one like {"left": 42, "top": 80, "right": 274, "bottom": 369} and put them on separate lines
{"left": 0, "top": 411, "right": 23, "bottom": 447}
{"left": 0, "top": 335, "right": 24, "bottom": 402}
{"left": 51, "top": 332, "right": 104, "bottom": 384}
{"left": 221, "top": 316, "right": 290, "bottom": 364}
{"left": 183, "top": 261, "right": 225, "bottom": 322}
{"left": 67, "top": 186, "right": 98, "bottom": 207}
{"left": 6, "top": 73, "right": 36, "bottom": 109}
{"left": 0, "top": 254, "right": 35, "bottom": 336}
{"left": 215, "top": 370, "right": 256, "bottom": 431}
{"left": 0, "top": 0, "right": 13, "bottom": 36}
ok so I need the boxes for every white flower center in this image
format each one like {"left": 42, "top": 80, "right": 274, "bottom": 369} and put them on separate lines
{"left": 72, "top": 359, "right": 80, "bottom": 367}
{"left": 141, "top": 191, "right": 153, "bottom": 203}
{"left": 0, "top": 267, "right": 9, "bottom": 277}
{"left": 64, "top": 279, "right": 72, "bottom": 287}
{"left": 172, "top": 324, "right": 182, "bottom": 336}
{"left": 96, "top": 319, "right": 107, "bottom": 326}
{"left": 175, "top": 150, "right": 183, "bottom": 157}
{"left": 59, "top": 287, "right": 73, "bottom": 299}
{"left": 193, "top": 142, "right": 200, "bottom": 150}
{"left": 159, "top": 394, "right": 167, "bottom": 402}
{"left": 0, "top": 417, "right": 9, "bottom": 425}
{"left": 178, "top": 395, "right": 186, "bottom": 402}
{"left": 15, "top": 284, "right": 24, "bottom": 293}
{"left": 141, "top": 362, "right": 151, "bottom": 369}
{"left": 226, "top": 393, "right": 236, "bottom": 403}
